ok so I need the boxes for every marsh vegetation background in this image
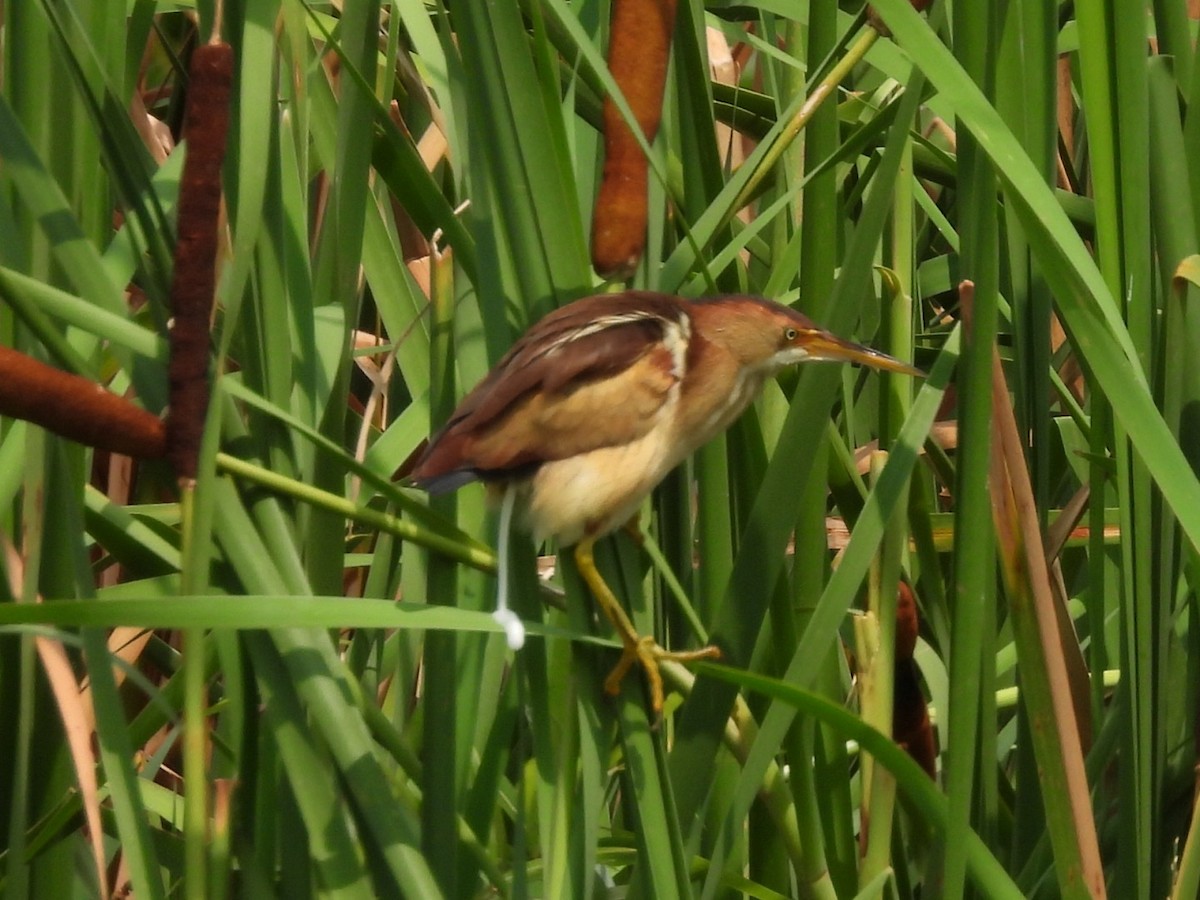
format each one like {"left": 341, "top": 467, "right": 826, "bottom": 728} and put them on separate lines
{"left": 0, "top": 2, "right": 1198, "bottom": 898}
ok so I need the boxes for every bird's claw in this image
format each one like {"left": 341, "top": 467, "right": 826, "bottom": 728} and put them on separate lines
{"left": 603, "top": 635, "right": 721, "bottom": 714}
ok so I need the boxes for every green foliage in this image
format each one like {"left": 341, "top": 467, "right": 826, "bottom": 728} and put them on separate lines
{"left": 1, "top": 1, "right": 1198, "bottom": 897}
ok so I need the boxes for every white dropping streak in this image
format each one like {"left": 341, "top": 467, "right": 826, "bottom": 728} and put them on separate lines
{"left": 493, "top": 486, "right": 526, "bottom": 650}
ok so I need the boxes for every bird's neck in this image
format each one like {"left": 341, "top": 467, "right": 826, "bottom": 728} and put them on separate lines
{"left": 675, "top": 333, "right": 769, "bottom": 455}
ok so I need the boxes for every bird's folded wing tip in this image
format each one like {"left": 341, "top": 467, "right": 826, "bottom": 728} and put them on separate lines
{"left": 408, "top": 468, "right": 481, "bottom": 495}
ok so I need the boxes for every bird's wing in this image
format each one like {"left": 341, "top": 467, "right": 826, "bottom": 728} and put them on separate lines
{"left": 411, "top": 295, "right": 687, "bottom": 488}
{"left": 470, "top": 326, "right": 678, "bottom": 465}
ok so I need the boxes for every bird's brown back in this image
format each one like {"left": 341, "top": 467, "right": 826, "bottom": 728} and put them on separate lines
{"left": 409, "top": 292, "right": 690, "bottom": 493}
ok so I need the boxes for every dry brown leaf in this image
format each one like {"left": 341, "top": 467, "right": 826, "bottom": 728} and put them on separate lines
{"left": 2, "top": 539, "right": 108, "bottom": 900}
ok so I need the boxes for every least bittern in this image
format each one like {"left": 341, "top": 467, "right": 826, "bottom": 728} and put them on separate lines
{"left": 409, "top": 291, "right": 920, "bottom": 712}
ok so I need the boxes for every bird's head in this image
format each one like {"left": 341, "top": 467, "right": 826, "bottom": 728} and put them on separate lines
{"left": 692, "top": 295, "right": 923, "bottom": 378}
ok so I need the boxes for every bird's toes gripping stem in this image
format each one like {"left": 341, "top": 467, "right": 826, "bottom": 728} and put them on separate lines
{"left": 603, "top": 636, "right": 722, "bottom": 714}
{"left": 574, "top": 536, "right": 720, "bottom": 714}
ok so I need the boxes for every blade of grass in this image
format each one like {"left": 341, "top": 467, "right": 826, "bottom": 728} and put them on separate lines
{"left": 870, "top": 0, "right": 1200, "bottom": 677}
{"left": 701, "top": 317, "right": 954, "bottom": 896}
{"left": 988, "top": 347, "right": 1103, "bottom": 898}
{"left": 671, "top": 63, "right": 927, "bottom": 856}
{"left": 697, "top": 662, "right": 1023, "bottom": 899}
{"left": 944, "top": 3, "right": 1002, "bottom": 891}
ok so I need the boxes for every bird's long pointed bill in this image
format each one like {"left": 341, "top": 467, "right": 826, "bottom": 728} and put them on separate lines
{"left": 804, "top": 332, "right": 924, "bottom": 377}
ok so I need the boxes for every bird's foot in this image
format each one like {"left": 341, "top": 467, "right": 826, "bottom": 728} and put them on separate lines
{"left": 603, "top": 635, "right": 721, "bottom": 714}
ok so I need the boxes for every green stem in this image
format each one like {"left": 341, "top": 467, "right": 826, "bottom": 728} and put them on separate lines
{"left": 180, "top": 487, "right": 207, "bottom": 900}
{"left": 215, "top": 452, "right": 496, "bottom": 573}
{"left": 730, "top": 27, "right": 878, "bottom": 214}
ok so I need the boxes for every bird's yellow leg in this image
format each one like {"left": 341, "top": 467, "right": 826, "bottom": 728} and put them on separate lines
{"left": 573, "top": 536, "right": 721, "bottom": 713}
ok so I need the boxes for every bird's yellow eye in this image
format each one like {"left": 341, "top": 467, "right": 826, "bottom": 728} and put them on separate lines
{"left": 784, "top": 327, "right": 799, "bottom": 342}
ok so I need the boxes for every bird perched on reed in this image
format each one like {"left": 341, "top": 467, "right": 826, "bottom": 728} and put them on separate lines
{"left": 409, "top": 290, "right": 921, "bottom": 712}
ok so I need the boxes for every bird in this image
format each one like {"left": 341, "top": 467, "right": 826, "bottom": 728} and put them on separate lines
{"left": 408, "top": 290, "right": 922, "bottom": 712}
